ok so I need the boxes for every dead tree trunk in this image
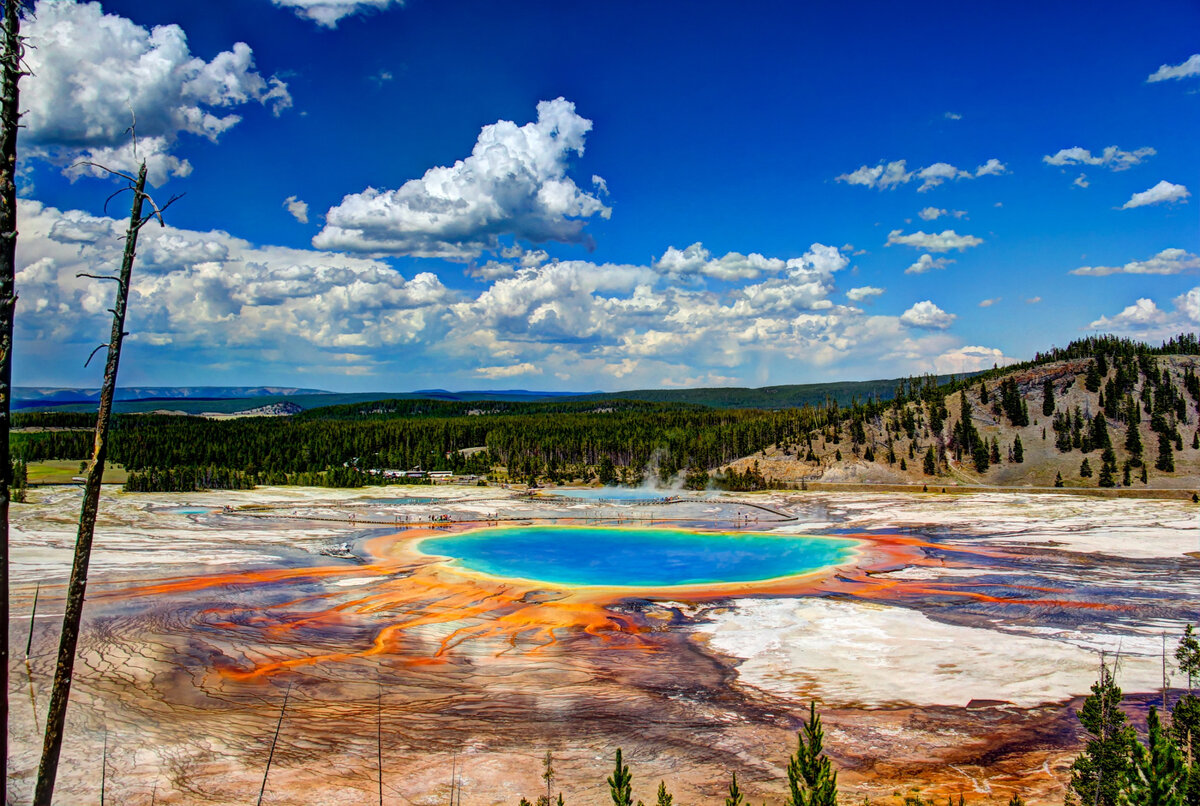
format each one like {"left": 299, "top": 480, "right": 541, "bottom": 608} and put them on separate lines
{"left": 0, "top": 2, "right": 25, "bottom": 801}
{"left": 32, "top": 159, "right": 181, "bottom": 806}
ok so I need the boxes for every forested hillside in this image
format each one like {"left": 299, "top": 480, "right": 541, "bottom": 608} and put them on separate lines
{"left": 11, "top": 334, "right": 1198, "bottom": 492}
{"left": 727, "top": 334, "right": 1200, "bottom": 491}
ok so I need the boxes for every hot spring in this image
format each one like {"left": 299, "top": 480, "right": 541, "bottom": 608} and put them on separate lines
{"left": 417, "top": 525, "right": 858, "bottom": 588}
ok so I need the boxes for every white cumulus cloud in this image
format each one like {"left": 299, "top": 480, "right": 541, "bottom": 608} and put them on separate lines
{"left": 21, "top": 0, "right": 291, "bottom": 185}
{"left": 1147, "top": 54, "right": 1200, "bottom": 82}
{"left": 974, "top": 158, "right": 1008, "bottom": 177}
{"left": 17, "top": 199, "right": 453, "bottom": 364}
{"left": 915, "top": 162, "right": 971, "bottom": 192}
{"left": 475, "top": 362, "right": 542, "bottom": 379}
{"left": 900, "top": 300, "right": 957, "bottom": 330}
{"left": 271, "top": 0, "right": 403, "bottom": 28}
{"left": 656, "top": 242, "right": 787, "bottom": 282}
{"left": 1042, "top": 145, "right": 1155, "bottom": 172}
{"left": 1071, "top": 248, "right": 1200, "bottom": 276}
{"left": 846, "top": 286, "right": 885, "bottom": 302}
{"left": 1120, "top": 180, "right": 1190, "bottom": 209}
{"left": 932, "top": 345, "right": 1011, "bottom": 373}
{"left": 886, "top": 230, "right": 983, "bottom": 252}
{"left": 283, "top": 196, "right": 309, "bottom": 224}
{"left": 1087, "top": 289, "right": 1199, "bottom": 339}
{"left": 918, "top": 207, "right": 966, "bottom": 221}
{"left": 904, "top": 254, "right": 955, "bottom": 274}
{"left": 836, "top": 160, "right": 913, "bottom": 190}
{"left": 18, "top": 199, "right": 1003, "bottom": 389}
{"left": 314, "top": 98, "right": 610, "bottom": 259}
{"left": 1089, "top": 290, "right": 1200, "bottom": 340}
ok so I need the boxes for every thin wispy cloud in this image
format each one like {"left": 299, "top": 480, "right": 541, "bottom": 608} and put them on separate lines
{"left": 1071, "top": 248, "right": 1199, "bottom": 276}
{"left": 1043, "top": 145, "right": 1155, "bottom": 171}
{"left": 886, "top": 230, "right": 983, "bottom": 252}
{"left": 1147, "top": 54, "right": 1200, "bottom": 82}
{"left": 837, "top": 158, "right": 1006, "bottom": 191}
{"left": 271, "top": 0, "right": 405, "bottom": 28}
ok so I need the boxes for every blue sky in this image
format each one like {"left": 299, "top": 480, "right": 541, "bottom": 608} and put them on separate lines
{"left": 16, "top": 0, "right": 1200, "bottom": 391}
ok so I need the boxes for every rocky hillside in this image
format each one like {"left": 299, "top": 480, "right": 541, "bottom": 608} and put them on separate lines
{"left": 726, "top": 351, "right": 1200, "bottom": 491}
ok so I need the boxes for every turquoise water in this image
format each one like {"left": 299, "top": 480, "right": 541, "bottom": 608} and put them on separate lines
{"left": 417, "top": 526, "right": 856, "bottom": 588}
{"left": 171, "top": 508, "right": 211, "bottom": 514}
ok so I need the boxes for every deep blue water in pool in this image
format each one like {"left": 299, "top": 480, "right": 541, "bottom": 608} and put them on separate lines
{"left": 417, "top": 526, "right": 857, "bottom": 587}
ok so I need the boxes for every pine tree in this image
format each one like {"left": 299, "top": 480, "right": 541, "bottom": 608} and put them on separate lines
{"left": 1156, "top": 433, "right": 1175, "bottom": 473}
{"left": 979, "top": 381, "right": 989, "bottom": 404}
{"left": 1055, "top": 471, "right": 1064, "bottom": 487}
{"left": 1179, "top": 625, "right": 1200, "bottom": 695}
{"left": 1099, "top": 447, "right": 1118, "bottom": 488}
{"left": 1127, "top": 422, "right": 1144, "bottom": 467}
{"left": 1043, "top": 377, "right": 1056, "bottom": 416}
{"left": 923, "top": 447, "right": 936, "bottom": 475}
{"left": 542, "top": 750, "right": 556, "bottom": 806}
{"left": 608, "top": 749, "right": 632, "bottom": 806}
{"left": 1086, "top": 360, "right": 1103, "bottom": 392}
{"left": 655, "top": 781, "right": 673, "bottom": 806}
{"left": 786, "top": 702, "right": 839, "bottom": 806}
{"left": 1121, "top": 706, "right": 1185, "bottom": 806}
{"left": 1170, "top": 694, "right": 1199, "bottom": 806}
{"left": 1013, "top": 434, "right": 1024, "bottom": 463}
{"left": 1081, "top": 458, "right": 1093, "bottom": 478}
{"left": 598, "top": 455, "right": 617, "bottom": 486}
{"left": 725, "top": 772, "right": 744, "bottom": 806}
{"left": 973, "top": 441, "right": 990, "bottom": 473}
{"left": 1069, "top": 660, "right": 1135, "bottom": 806}
{"left": 1091, "top": 415, "right": 1112, "bottom": 450}
{"left": 989, "top": 437, "right": 1001, "bottom": 464}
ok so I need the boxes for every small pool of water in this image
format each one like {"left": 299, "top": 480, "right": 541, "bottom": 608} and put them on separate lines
{"left": 374, "top": 497, "right": 440, "bottom": 505}
{"left": 170, "top": 508, "right": 211, "bottom": 515}
{"left": 417, "top": 526, "right": 857, "bottom": 588}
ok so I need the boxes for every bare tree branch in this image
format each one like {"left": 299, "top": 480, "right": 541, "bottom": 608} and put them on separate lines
{"left": 136, "top": 191, "right": 185, "bottom": 229}
{"left": 68, "top": 160, "right": 137, "bottom": 184}
{"left": 102, "top": 185, "right": 133, "bottom": 215}
{"left": 34, "top": 159, "right": 162, "bottom": 806}
{"left": 82, "top": 343, "right": 109, "bottom": 368}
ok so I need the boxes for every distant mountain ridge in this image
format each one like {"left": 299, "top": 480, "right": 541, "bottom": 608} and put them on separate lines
{"left": 14, "top": 386, "right": 333, "bottom": 407}
{"left": 13, "top": 375, "right": 975, "bottom": 415}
